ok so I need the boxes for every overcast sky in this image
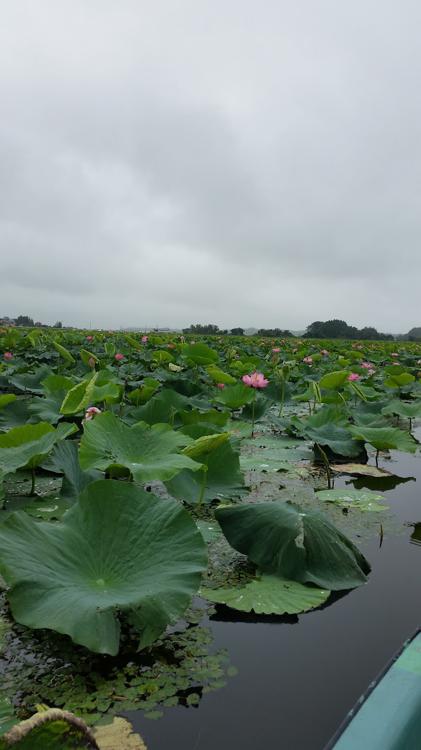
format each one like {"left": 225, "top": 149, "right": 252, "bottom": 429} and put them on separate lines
{"left": 1, "top": 1, "right": 421, "bottom": 332}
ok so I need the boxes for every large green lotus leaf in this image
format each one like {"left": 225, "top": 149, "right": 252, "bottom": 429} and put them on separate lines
{"left": 28, "top": 390, "right": 67, "bottom": 424}
{"left": 213, "top": 384, "right": 255, "bottom": 409}
{"left": 0, "top": 399, "right": 31, "bottom": 432}
{"left": 215, "top": 502, "right": 370, "bottom": 590}
{"left": 0, "top": 422, "right": 77, "bottom": 475}
{"left": 42, "top": 374, "right": 76, "bottom": 393}
{"left": 79, "top": 412, "right": 202, "bottom": 483}
{"left": 60, "top": 372, "right": 99, "bottom": 415}
{"left": 127, "top": 377, "right": 160, "bottom": 406}
{"left": 53, "top": 340, "right": 76, "bottom": 364}
{"left": 166, "top": 440, "right": 245, "bottom": 504}
{"left": 319, "top": 370, "right": 350, "bottom": 390}
{"left": 180, "top": 408, "right": 230, "bottom": 428}
{"left": 381, "top": 399, "right": 421, "bottom": 419}
{"left": 9, "top": 367, "right": 53, "bottom": 394}
{"left": 349, "top": 425, "right": 419, "bottom": 453}
{"left": 128, "top": 389, "right": 190, "bottom": 425}
{"left": 0, "top": 395, "right": 16, "bottom": 410}
{"left": 182, "top": 432, "right": 230, "bottom": 460}
{"left": 90, "top": 381, "right": 122, "bottom": 405}
{"left": 316, "top": 488, "right": 388, "bottom": 512}
{"left": 152, "top": 350, "right": 174, "bottom": 365}
{"left": 206, "top": 366, "right": 237, "bottom": 385}
{"left": 0, "top": 480, "right": 207, "bottom": 655}
{"left": 181, "top": 343, "right": 219, "bottom": 365}
{"left": 44, "top": 440, "right": 102, "bottom": 501}
{"left": 203, "top": 573, "right": 330, "bottom": 615}
{"left": 299, "top": 408, "right": 362, "bottom": 457}
{"left": 384, "top": 372, "right": 415, "bottom": 388}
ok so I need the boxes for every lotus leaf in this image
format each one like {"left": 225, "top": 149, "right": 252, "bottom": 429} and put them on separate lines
{"left": 215, "top": 501, "right": 370, "bottom": 590}
{"left": 0, "top": 422, "right": 77, "bottom": 476}
{"left": 349, "top": 425, "right": 419, "bottom": 453}
{"left": 0, "top": 480, "right": 207, "bottom": 655}
{"left": 203, "top": 573, "right": 330, "bottom": 614}
{"left": 79, "top": 412, "right": 202, "bottom": 482}
{"left": 316, "top": 488, "right": 388, "bottom": 512}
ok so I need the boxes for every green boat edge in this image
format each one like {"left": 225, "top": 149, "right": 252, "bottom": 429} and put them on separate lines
{"left": 326, "top": 629, "right": 421, "bottom": 749}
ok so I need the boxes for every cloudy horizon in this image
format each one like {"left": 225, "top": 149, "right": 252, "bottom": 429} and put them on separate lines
{"left": 1, "top": 1, "right": 421, "bottom": 334}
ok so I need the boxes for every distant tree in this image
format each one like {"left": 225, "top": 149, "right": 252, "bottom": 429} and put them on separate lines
{"left": 53, "top": 321, "right": 63, "bottom": 328}
{"left": 257, "top": 328, "right": 293, "bottom": 337}
{"left": 304, "top": 319, "right": 392, "bottom": 340}
{"left": 15, "top": 315, "right": 34, "bottom": 327}
{"left": 230, "top": 327, "right": 244, "bottom": 336}
{"left": 182, "top": 323, "right": 220, "bottom": 335}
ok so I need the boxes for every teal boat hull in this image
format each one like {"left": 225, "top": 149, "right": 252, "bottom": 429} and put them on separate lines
{"left": 326, "top": 630, "right": 421, "bottom": 749}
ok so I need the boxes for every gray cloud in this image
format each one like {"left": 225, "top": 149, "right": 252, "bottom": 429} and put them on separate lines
{"left": 1, "top": 0, "right": 421, "bottom": 332}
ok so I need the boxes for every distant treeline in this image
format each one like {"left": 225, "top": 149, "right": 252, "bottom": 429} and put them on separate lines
{"left": 182, "top": 324, "right": 293, "bottom": 336}
{"left": 0, "top": 315, "right": 63, "bottom": 328}
{"left": 183, "top": 320, "right": 398, "bottom": 340}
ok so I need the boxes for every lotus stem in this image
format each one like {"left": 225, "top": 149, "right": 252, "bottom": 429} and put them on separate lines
{"left": 29, "top": 466, "right": 36, "bottom": 496}
{"left": 316, "top": 443, "right": 332, "bottom": 489}
{"left": 198, "top": 464, "right": 208, "bottom": 507}
{"left": 278, "top": 380, "right": 285, "bottom": 417}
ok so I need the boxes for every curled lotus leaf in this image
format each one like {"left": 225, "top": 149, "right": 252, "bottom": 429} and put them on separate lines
{"left": 215, "top": 501, "right": 370, "bottom": 590}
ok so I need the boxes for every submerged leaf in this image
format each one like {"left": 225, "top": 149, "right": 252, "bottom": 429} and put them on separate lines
{"left": 203, "top": 573, "right": 330, "bottom": 615}
{"left": 316, "top": 488, "right": 388, "bottom": 512}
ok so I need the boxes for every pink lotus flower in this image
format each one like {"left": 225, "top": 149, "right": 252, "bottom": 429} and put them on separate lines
{"left": 3, "top": 352, "right": 13, "bottom": 361}
{"left": 115, "top": 353, "right": 124, "bottom": 361}
{"left": 141, "top": 335, "right": 148, "bottom": 343}
{"left": 272, "top": 347, "right": 281, "bottom": 353}
{"left": 392, "top": 361, "right": 400, "bottom": 366}
{"left": 242, "top": 372, "right": 269, "bottom": 388}
{"left": 347, "top": 373, "right": 360, "bottom": 382}
{"left": 216, "top": 382, "right": 225, "bottom": 389}
{"left": 86, "top": 335, "right": 93, "bottom": 342}
{"left": 303, "top": 356, "right": 313, "bottom": 365}
{"left": 88, "top": 357, "right": 96, "bottom": 368}
{"left": 84, "top": 406, "right": 101, "bottom": 421}
{"left": 320, "top": 349, "right": 329, "bottom": 356}
{"left": 391, "top": 352, "right": 399, "bottom": 357}
{"left": 360, "top": 361, "right": 373, "bottom": 369}
{"left": 367, "top": 368, "right": 376, "bottom": 376}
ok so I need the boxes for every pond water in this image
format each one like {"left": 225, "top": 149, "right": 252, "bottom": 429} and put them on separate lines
{"left": 134, "top": 437, "right": 421, "bottom": 750}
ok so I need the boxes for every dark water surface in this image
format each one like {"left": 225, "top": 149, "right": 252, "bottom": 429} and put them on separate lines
{"left": 133, "top": 443, "right": 421, "bottom": 750}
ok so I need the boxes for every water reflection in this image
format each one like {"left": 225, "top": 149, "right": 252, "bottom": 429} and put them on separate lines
{"left": 346, "top": 475, "right": 415, "bottom": 492}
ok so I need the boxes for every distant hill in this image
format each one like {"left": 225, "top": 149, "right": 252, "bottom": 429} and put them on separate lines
{"left": 407, "top": 327, "right": 421, "bottom": 341}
